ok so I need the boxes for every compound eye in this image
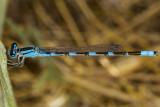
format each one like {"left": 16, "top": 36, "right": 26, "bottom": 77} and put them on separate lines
{"left": 11, "top": 43, "right": 17, "bottom": 48}
{"left": 9, "top": 43, "right": 18, "bottom": 58}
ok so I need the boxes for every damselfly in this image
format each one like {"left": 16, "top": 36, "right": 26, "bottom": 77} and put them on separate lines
{"left": 8, "top": 43, "right": 158, "bottom": 67}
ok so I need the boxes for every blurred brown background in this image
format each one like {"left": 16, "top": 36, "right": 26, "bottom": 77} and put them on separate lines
{"left": 2, "top": 0, "right": 160, "bottom": 107}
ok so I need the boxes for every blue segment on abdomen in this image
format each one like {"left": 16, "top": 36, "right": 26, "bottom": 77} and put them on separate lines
{"left": 108, "top": 52, "right": 114, "bottom": 55}
{"left": 69, "top": 52, "right": 77, "bottom": 55}
{"left": 125, "top": 52, "right": 128, "bottom": 56}
{"left": 89, "top": 52, "right": 96, "bottom": 55}
{"left": 140, "top": 51, "right": 155, "bottom": 56}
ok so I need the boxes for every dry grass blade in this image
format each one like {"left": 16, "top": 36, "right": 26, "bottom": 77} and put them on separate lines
{"left": 55, "top": 60, "right": 137, "bottom": 103}
{"left": 0, "top": 0, "right": 17, "bottom": 106}
{"left": 55, "top": 0, "right": 86, "bottom": 45}
{"left": 0, "top": 41, "right": 17, "bottom": 107}
{"left": 121, "top": 1, "right": 160, "bottom": 33}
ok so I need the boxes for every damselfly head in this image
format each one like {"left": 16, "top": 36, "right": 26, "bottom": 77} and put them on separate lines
{"left": 8, "top": 43, "right": 17, "bottom": 58}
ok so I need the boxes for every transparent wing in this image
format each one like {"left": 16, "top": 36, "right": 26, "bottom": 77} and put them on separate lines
{"left": 39, "top": 44, "right": 124, "bottom": 52}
